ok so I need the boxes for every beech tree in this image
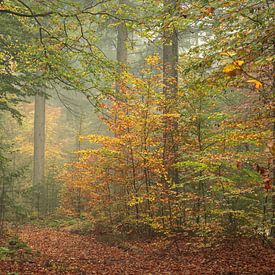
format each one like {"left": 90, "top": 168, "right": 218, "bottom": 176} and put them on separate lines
{"left": 33, "top": 93, "right": 46, "bottom": 214}
{"left": 162, "top": 0, "right": 179, "bottom": 185}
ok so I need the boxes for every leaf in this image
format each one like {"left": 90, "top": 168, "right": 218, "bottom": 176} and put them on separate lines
{"left": 220, "top": 51, "right": 236, "bottom": 57}
{"left": 234, "top": 60, "right": 244, "bottom": 66}
{"left": 247, "top": 79, "right": 263, "bottom": 89}
{"left": 223, "top": 60, "right": 244, "bottom": 74}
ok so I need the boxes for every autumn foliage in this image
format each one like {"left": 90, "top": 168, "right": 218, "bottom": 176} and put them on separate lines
{"left": 60, "top": 53, "right": 273, "bottom": 236}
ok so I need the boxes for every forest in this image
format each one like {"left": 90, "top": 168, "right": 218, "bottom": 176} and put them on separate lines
{"left": 0, "top": 0, "right": 274, "bottom": 274}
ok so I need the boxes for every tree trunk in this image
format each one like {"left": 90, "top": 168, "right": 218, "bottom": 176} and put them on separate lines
{"left": 33, "top": 93, "right": 46, "bottom": 215}
{"left": 116, "top": 0, "right": 128, "bottom": 93}
{"left": 0, "top": 171, "right": 5, "bottom": 235}
{"left": 115, "top": 0, "right": 128, "bottom": 218}
{"left": 271, "top": 61, "right": 275, "bottom": 237}
{"left": 163, "top": 0, "right": 179, "bottom": 185}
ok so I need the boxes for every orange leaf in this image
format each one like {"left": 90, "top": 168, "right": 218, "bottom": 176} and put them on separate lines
{"left": 247, "top": 79, "right": 263, "bottom": 89}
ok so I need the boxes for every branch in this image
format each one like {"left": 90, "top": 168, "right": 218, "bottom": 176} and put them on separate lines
{"left": 1, "top": 0, "right": 137, "bottom": 23}
{"left": 0, "top": 9, "right": 53, "bottom": 17}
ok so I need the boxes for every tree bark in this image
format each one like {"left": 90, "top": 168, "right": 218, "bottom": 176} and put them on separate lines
{"left": 116, "top": 0, "right": 128, "bottom": 93}
{"left": 33, "top": 93, "right": 46, "bottom": 215}
{"left": 0, "top": 171, "right": 6, "bottom": 235}
{"left": 115, "top": 0, "right": 128, "bottom": 219}
{"left": 163, "top": 0, "right": 179, "bottom": 185}
{"left": 271, "top": 61, "right": 275, "bottom": 237}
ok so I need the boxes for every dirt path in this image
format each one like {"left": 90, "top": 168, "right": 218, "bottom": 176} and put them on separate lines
{"left": 0, "top": 226, "right": 274, "bottom": 274}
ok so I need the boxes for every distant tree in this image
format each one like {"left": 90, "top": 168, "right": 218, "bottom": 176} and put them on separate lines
{"left": 33, "top": 93, "right": 46, "bottom": 215}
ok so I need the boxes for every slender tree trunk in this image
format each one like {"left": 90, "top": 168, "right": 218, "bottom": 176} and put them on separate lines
{"left": 76, "top": 113, "right": 83, "bottom": 217}
{"left": 163, "top": 0, "right": 179, "bottom": 185}
{"left": 0, "top": 171, "right": 5, "bottom": 235}
{"left": 33, "top": 93, "right": 46, "bottom": 215}
{"left": 116, "top": 0, "right": 128, "bottom": 93}
{"left": 271, "top": 61, "right": 275, "bottom": 237}
{"left": 115, "top": 0, "right": 129, "bottom": 219}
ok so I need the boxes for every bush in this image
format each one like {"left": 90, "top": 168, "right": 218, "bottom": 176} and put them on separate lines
{"left": 0, "top": 237, "right": 32, "bottom": 260}
{"left": 0, "top": 246, "right": 14, "bottom": 259}
{"left": 116, "top": 221, "right": 159, "bottom": 239}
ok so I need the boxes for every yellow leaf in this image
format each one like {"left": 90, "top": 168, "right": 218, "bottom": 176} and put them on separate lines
{"left": 220, "top": 51, "right": 236, "bottom": 57}
{"left": 234, "top": 60, "right": 244, "bottom": 66}
{"left": 247, "top": 79, "right": 263, "bottom": 89}
{"left": 146, "top": 55, "right": 160, "bottom": 65}
{"left": 223, "top": 60, "right": 244, "bottom": 73}
{"left": 223, "top": 64, "right": 237, "bottom": 73}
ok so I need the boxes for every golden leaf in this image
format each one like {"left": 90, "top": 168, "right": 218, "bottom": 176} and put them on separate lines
{"left": 220, "top": 51, "right": 236, "bottom": 57}
{"left": 247, "top": 79, "right": 263, "bottom": 89}
{"left": 223, "top": 60, "right": 244, "bottom": 74}
{"left": 234, "top": 60, "right": 244, "bottom": 66}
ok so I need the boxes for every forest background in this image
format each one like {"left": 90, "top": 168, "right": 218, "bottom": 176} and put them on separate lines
{"left": 0, "top": 0, "right": 274, "bottom": 244}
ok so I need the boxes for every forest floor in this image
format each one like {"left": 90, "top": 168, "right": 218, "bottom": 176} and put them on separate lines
{"left": 0, "top": 225, "right": 274, "bottom": 274}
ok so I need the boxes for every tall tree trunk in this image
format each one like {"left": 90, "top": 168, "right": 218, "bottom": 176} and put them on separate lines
{"left": 76, "top": 113, "right": 83, "bottom": 217}
{"left": 115, "top": 0, "right": 129, "bottom": 218}
{"left": 0, "top": 171, "right": 5, "bottom": 235}
{"left": 116, "top": 0, "right": 128, "bottom": 93}
{"left": 271, "top": 61, "right": 275, "bottom": 237}
{"left": 163, "top": 0, "right": 179, "bottom": 185}
{"left": 33, "top": 93, "right": 46, "bottom": 215}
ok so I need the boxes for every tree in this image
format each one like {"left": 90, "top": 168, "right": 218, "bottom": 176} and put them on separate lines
{"left": 33, "top": 93, "right": 46, "bottom": 214}
{"left": 162, "top": 0, "right": 179, "bottom": 185}
{"left": 0, "top": 0, "right": 119, "bottom": 216}
{"left": 116, "top": 0, "right": 128, "bottom": 92}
